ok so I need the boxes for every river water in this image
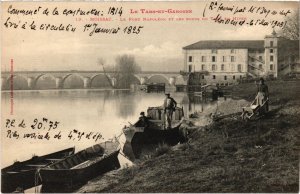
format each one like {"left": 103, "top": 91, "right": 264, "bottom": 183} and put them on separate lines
{"left": 1, "top": 89, "right": 225, "bottom": 169}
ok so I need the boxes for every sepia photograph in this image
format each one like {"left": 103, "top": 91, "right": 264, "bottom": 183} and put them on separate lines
{"left": 1, "top": 1, "right": 299, "bottom": 193}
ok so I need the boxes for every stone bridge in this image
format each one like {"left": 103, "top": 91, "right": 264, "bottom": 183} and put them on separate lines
{"left": 1, "top": 71, "right": 185, "bottom": 90}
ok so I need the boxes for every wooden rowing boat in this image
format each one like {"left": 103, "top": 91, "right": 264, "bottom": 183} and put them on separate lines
{"left": 123, "top": 106, "right": 185, "bottom": 160}
{"left": 39, "top": 141, "right": 120, "bottom": 188}
{"left": 1, "top": 147, "right": 75, "bottom": 193}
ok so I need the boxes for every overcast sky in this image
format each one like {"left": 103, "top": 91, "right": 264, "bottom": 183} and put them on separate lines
{"left": 1, "top": 1, "right": 298, "bottom": 72}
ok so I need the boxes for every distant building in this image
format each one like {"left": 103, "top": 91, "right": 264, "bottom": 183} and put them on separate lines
{"left": 182, "top": 31, "right": 299, "bottom": 84}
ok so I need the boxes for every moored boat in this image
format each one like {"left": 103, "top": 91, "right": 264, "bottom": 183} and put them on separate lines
{"left": 1, "top": 147, "right": 75, "bottom": 193}
{"left": 39, "top": 141, "right": 120, "bottom": 189}
{"left": 123, "top": 106, "right": 185, "bottom": 160}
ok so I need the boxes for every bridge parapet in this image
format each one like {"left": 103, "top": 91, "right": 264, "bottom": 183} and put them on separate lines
{"left": 1, "top": 71, "right": 183, "bottom": 90}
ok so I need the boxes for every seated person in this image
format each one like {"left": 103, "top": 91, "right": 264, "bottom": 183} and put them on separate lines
{"left": 136, "top": 112, "right": 149, "bottom": 128}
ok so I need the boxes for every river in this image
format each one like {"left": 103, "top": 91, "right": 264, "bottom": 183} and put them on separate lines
{"left": 1, "top": 89, "right": 225, "bottom": 169}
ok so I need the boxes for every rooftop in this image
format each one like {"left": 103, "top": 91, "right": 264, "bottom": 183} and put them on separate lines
{"left": 183, "top": 40, "right": 265, "bottom": 50}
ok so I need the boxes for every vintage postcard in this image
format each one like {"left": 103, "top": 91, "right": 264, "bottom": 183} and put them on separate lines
{"left": 1, "top": 1, "right": 299, "bottom": 193}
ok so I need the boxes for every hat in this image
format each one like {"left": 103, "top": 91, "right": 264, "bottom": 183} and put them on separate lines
{"left": 140, "top": 112, "right": 145, "bottom": 115}
{"left": 165, "top": 93, "right": 170, "bottom": 96}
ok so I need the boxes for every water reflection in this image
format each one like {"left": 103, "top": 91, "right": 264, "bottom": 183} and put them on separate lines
{"left": 186, "top": 93, "right": 210, "bottom": 113}
{"left": 1, "top": 90, "right": 223, "bottom": 169}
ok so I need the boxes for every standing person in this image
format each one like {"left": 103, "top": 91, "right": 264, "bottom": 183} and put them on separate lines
{"left": 163, "top": 93, "right": 177, "bottom": 129}
{"left": 256, "top": 77, "right": 269, "bottom": 112}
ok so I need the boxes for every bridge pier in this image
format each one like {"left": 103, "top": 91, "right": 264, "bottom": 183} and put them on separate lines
{"left": 111, "top": 77, "right": 117, "bottom": 87}
{"left": 27, "top": 77, "right": 35, "bottom": 89}
{"left": 83, "top": 77, "right": 91, "bottom": 88}
{"left": 169, "top": 77, "right": 176, "bottom": 86}
{"left": 55, "top": 77, "right": 63, "bottom": 89}
{"left": 140, "top": 77, "right": 148, "bottom": 85}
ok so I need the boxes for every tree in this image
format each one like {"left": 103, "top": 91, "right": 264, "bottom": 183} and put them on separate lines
{"left": 279, "top": 10, "right": 299, "bottom": 40}
{"left": 97, "top": 58, "right": 114, "bottom": 87}
{"left": 114, "top": 55, "right": 141, "bottom": 88}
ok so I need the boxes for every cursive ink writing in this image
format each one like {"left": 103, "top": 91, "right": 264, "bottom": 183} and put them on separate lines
{"left": 203, "top": 1, "right": 292, "bottom": 29}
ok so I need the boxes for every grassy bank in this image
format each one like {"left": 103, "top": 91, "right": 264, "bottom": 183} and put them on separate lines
{"left": 78, "top": 80, "right": 300, "bottom": 193}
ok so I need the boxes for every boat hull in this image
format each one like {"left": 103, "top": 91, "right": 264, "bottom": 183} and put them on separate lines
{"left": 39, "top": 142, "right": 120, "bottom": 192}
{"left": 2, "top": 169, "right": 36, "bottom": 193}
{"left": 123, "top": 106, "right": 186, "bottom": 160}
{"left": 1, "top": 147, "right": 75, "bottom": 193}
{"left": 123, "top": 121, "right": 185, "bottom": 160}
{"left": 40, "top": 150, "right": 120, "bottom": 185}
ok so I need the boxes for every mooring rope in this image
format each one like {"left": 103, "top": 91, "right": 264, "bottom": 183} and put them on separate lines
{"left": 115, "top": 131, "right": 123, "bottom": 140}
{"left": 114, "top": 131, "right": 125, "bottom": 146}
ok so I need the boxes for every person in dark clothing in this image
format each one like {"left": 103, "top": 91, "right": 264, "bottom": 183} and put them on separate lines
{"left": 163, "top": 93, "right": 177, "bottom": 129}
{"left": 256, "top": 78, "right": 269, "bottom": 112}
{"left": 138, "top": 111, "right": 149, "bottom": 127}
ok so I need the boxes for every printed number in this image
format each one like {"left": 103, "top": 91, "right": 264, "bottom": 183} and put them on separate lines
{"left": 123, "top": 26, "right": 143, "bottom": 34}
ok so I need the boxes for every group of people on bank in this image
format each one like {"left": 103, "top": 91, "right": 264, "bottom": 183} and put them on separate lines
{"left": 139, "top": 77, "right": 269, "bottom": 128}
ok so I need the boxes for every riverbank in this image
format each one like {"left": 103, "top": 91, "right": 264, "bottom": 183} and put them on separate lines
{"left": 77, "top": 80, "right": 300, "bottom": 193}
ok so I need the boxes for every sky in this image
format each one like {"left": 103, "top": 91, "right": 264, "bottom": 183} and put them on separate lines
{"left": 1, "top": 1, "right": 298, "bottom": 72}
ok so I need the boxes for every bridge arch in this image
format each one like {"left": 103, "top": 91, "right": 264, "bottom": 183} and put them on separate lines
{"left": 62, "top": 74, "right": 85, "bottom": 89}
{"left": 132, "top": 75, "right": 142, "bottom": 84}
{"left": 90, "top": 74, "right": 113, "bottom": 88}
{"left": 6, "top": 74, "right": 28, "bottom": 83}
{"left": 5, "top": 75, "right": 29, "bottom": 90}
{"left": 146, "top": 74, "right": 170, "bottom": 85}
{"left": 131, "top": 75, "right": 141, "bottom": 85}
{"left": 133, "top": 75, "right": 141, "bottom": 80}
{"left": 35, "top": 74, "right": 56, "bottom": 89}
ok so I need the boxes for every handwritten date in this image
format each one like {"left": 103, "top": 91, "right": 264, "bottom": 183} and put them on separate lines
{"left": 123, "top": 26, "right": 143, "bottom": 34}
{"left": 83, "top": 23, "right": 143, "bottom": 36}
{"left": 107, "top": 7, "right": 123, "bottom": 16}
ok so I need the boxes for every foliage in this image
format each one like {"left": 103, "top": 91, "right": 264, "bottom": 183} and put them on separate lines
{"left": 115, "top": 55, "right": 141, "bottom": 88}
{"left": 99, "top": 55, "right": 141, "bottom": 88}
{"left": 279, "top": 10, "right": 299, "bottom": 40}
